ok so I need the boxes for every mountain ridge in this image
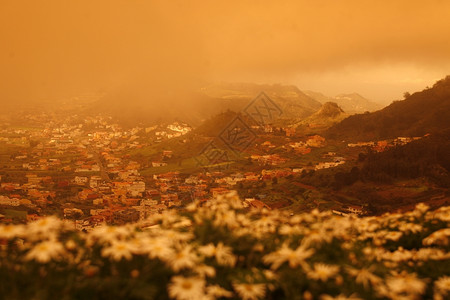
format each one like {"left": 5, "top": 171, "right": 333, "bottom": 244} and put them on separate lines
{"left": 326, "top": 76, "right": 450, "bottom": 141}
{"left": 303, "top": 90, "right": 382, "bottom": 113}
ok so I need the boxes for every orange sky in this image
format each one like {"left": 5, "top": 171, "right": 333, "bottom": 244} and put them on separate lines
{"left": 1, "top": 0, "right": 450, "bottom": 105}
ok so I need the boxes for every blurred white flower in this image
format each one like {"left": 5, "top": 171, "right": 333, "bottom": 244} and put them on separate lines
{"left": 25, "top": 239, "right": 65, "bottom": 263}
{"left": 434, "top": 276, "right": 450, "bottom": 298}
{"left": 253, "top": 215, "right": 277, "bottom": 231}
{"left": 289, "top": 214, "right": 304, "bottom": 224}
{"left": 224, "top": 190, "right": 244, "bottom": 209}
{"left": 384, "top": 231, "right": 403, "bottom": 241}
{"left": 232, "top": 282, "right": 266, "bottom": 300}
{"left": 428, "top": 206, "right": 450, "bottom": 222}
{"left": 307, "top": 263, "right": 340, "bottom": 282}
{"left": 65, "top": 239, "right": 77, "bottom": 251}
{"left": 193, "top": 264, "right": 216, "bottom": 278}
{"left": 157, "top": 229, "right": 193, "bottom": 243}
{"left": 320, "top": 294, "right": 362, "bottom": 300}
{"left": 149, "top": 210, "right": 182, "bottom": 227}
{"left": 198, "top": 242, "right": 236, "bottom": 267}
{"left": 423, "top": 228, "right": 450, "bottom": 246}
{"left": 168, "top": 245, "right": 199, "bottom": 272}
{"left": 206, "top": 284, "right": 233, "bottom": 298}
{"left": 213, "top": 210, "right": 237, "bottom": 228}
{"left": 263, "top": 269, "right": 277, "bottom": 281}
{"left": 278, "top": 224, "right": 303, "bottom": 235}
{"left": 263, "top": 242, "right": 314, "bottom": 270}
{"left": 414, "top": 247, "right": 449, "bottom": 261}
{"left": 0, "top": 224, "right": 25, "bottom": 239}
{"left": 303, "top": 228, "right": 333, "bottom": 246}
{"left": 101, "top": 240, "right": 133, "bottom": 261}
{"left": 385, "top": 272, "right": 426, "bottom": 297}
{"left": 185, "top": 201, "right": 198, "bottom": 212}
{"left": 28, "top": 216, "right": 62, "bottom": 236}
{"left": 382, "top": 247, "right": 414, "bottom": 262}
{"left": 236, "top": 214, "right": 252, "bottom": 227}
{"left": 144, "top": 236, "right": 174, "bottom": 261}
{"left": 172, "top": 217, "right": 193, "bottom": 228}
{"left": 415, "top": 203, "right": 429, "bottom": 214}
{"left": 168, "top": 276, "right": 206, "bottom": 300}
{"left": 89, "top": 225, "right": 130, "bottom": 243}
{"left": 126, "top": 236, "right": 145, "bottom": 254}
{"left": 398, "top": 222, "right": 422, "bottom": 233}
{"left": 346, "top": 266, "right": 380, "bottom": 288}
{"left": 355, "top": 217, "right": 380, "bottom": 233}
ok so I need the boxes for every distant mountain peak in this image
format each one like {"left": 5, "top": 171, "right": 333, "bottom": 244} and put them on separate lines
{"left": 326, "top": 75, "right": 450, "bottom": 141}
{"left": 201, "top": 82, "right": 322, "bottom": 119}
{"left": 316, "top": 102, "right": 345, "bottom": 118}
{"left": 293, "top": 101, "right": 347, "bottom": 129}
{"left": 304, "top": 90, "right": 382, "bottom": 113}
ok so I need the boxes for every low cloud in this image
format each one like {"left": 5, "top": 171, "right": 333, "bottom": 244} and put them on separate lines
{"left": 1, "top": 0, "right": 449, "bottom": 105}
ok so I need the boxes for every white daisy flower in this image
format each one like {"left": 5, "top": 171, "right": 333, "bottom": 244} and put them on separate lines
{"left": 232, "top": 282, "right": 266, "bottom": 300}
{"left": 28, "top": 216, "right": 62, "bottom": 236}
{"left": 434, "top": 276, "right": 450, "bottom": 297}
{"left": 0, "top": 224, "right": 25, "bottom": 239}
{"left": 25, "top": 239, "right": 65, "bottom": 263}
{"left": 193, "top": 264, "right": 216, "bottom": 278}
{"left": 144, "top": 236, "right": 174, "bottom": 261}
{"left": 89, "top": 225, "right": 130, "bottom": 243}
{"left": 198, "top": 242, "right": 236, "bottom": 266}
{"left": 157, "top": 229, "right": 193, "bottom": 243}
{"left": 168, "top": 276, "right": 206, "bottom": 300}
{"left": 263, "top": 242, "right": 314, "bottom": 270}
{"left": 101, "top": 240, "right": 134, "bottom": 261}
{"left": 206, "top": 285, "right": 233, "bottom": 298}
{"left": 423, "top": 228, "right": 450, "bottom": 246}
{"left": 307, "top": 263, "right": 340, "bottom": 282}
{"left": 385, "top": 272, "right": 426, "bottom": 296}
{"left": 384, "top": 231, "right": 403, "bottom": 241}
{"left": 168, "top": 245, "right": 199, "bottom": 272}
{"left": 320, "top": 293, "right": 362, "bottom": 300}
{"left": 213, "top": 210, "right": 238, "bottom": 228}
{"left": 346, "top": 266, "right": 381, "bottom": 288}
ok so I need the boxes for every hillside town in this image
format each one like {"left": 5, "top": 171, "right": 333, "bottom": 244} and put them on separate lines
{"left": 0, "top": 111, "right": 428, "bottom": 231}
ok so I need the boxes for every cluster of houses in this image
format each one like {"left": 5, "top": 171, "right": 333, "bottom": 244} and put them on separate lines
{"left": 154, "top": 122, "right": 192, "bottom": 142}
{"left": 332, "top": 205, "right": 366, "bottom": 216}
{"left": 0, "top": 115, "right": 268, "bottom": 228}
{"left": 0, "top": 115, "right": 163, "bottom": 225}
{"left": 1, "top": 111, "right": 358, "bottom": 228}
{"left": 250, "top": 154, "right": 288, "bottom": 166}
{"left": 348, "top": 136, "right": 423, "bottom": 152}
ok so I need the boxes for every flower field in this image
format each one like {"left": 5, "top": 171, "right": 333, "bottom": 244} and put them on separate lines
{"left": 1, "top": 191, "right": 449, "bottom": 300}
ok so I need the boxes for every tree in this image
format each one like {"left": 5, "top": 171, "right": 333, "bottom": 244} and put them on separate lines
{"left": 358, "top": 152, "right": 367, "bottom": 162}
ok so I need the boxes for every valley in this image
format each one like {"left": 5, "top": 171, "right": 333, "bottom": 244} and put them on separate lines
{"left": 1, "top": 78, "right": 449, "bottom": 228}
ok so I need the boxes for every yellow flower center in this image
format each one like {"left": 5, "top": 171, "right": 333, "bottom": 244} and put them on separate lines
{"left": 182, "top": 281, "right": 192, "bottom": 290}
{"left": 38, "top": 244, "right": 49, "bottom": 251}
{"left": 116, "top": 244, "right": 126, "bottom": 251}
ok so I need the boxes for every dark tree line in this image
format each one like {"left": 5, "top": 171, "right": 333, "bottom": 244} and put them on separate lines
{"left": 298, "top": 131, "right": 450, "bottom": 190}
{"left": 336, "top": 131, "right": 450, "bottom": 188}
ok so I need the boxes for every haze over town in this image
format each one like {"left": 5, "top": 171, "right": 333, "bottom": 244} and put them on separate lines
{"left": 1, "top": 0, "right": 450, "bottom": 108}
